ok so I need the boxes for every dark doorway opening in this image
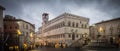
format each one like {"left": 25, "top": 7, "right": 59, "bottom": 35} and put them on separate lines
{"left": 72, "top": 34, "right": 75, "bottom": 40}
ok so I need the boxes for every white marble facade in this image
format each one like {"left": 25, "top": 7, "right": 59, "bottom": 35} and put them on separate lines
{"left": 41, "top": 13, "right": 89, "bottom": 44}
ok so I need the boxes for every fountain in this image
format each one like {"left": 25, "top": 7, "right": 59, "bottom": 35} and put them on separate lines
{"left": 83, "top": 36, "right": 118, "bottom": 49}
{"left": 83, "top": 26, "right": 118, "bottom": 49}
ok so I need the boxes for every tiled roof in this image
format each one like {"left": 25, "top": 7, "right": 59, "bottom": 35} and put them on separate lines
{"left": 95, "top": 17, "right": 120, "bottom": 25}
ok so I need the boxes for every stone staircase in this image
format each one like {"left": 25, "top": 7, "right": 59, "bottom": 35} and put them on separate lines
{"left": 67, "top": 38, "right": 85, "bottom": 47}
{"left": 82, "top": 39, "right": 118, "bottom": 49}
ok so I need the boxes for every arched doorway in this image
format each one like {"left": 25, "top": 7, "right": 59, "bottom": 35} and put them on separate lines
{"left": 110, "top": 37, "right": 113, "bottom": 44}
{"left": 72, "top": 33, "right": 75, "bottom": 40}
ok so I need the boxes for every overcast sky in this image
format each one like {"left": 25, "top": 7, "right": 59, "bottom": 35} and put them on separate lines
{"left": 0, "top": 0, "right": 120, "bottom": 31}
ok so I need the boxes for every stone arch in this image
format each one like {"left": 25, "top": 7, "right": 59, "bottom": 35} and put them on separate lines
{"left": 76, "top": 23, "right": 78, "bottom": 27}
{"left": 68, "top": 21, "right": 71, "bottom": 26}
{"left": 72, "top": 22, "right": 75, "bottom": 27}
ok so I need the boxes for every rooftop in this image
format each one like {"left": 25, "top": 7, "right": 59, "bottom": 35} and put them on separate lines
{"left": 95, "top": 17, "right": 120, "bottom": 25}
{"left": 4, "top": 15, "right": 35, "bottom": 28}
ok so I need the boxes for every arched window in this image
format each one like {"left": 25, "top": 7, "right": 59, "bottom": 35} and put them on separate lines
{"left": 76, "top": 34, "right": 78, "bottom": 38}
{"left": 63, "top": 21, "right": 65, "bottom": 26}
{"left": 69, "top": 34, "right": 71, "bottom": 38}
{"left": 68, "top": 21, "right": 71, "bottom": 26}
{"left": 109, "top": 26, "right": 113, "bottom": 34}
{"left": 26, "top": 25, "right": 28, "bottom": 29}
{"left": 85, "top": 24, "right": 87, "bottom": 28}
{"left": 72, "top": 22, "right": 75, "bottom": 27}
{"left": 81, "top": 24, "right": 83, "bottom": 28}
{"left": 117, "top": 24, "right": 120, "bottom": 33}
{"left": 76, "top": 23, "right": 78, "bottom": 27}
{"left": 80, "top": 21, "right": 81, "bottom": 23}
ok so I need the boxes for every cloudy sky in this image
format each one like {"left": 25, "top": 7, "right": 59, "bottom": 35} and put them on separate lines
{"left": 0, "top": 0, "right": 120, "bottom": 31}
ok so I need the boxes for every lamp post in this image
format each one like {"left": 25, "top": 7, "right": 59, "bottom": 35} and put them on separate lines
{"left": 30, "top": 32, "right": 34, "bottom": 49}
{"left": 98, "top": 27, "right": 104, "bottom": 38}
{"left": 17, "top": 29, "right": 22, "bottom": 51}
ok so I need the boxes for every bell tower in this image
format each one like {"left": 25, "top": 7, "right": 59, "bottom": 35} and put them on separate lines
{"left": 42, "top": 13, "right": 49, "bottom": 39}
{"left": 42, "top": 13, "right": 49, "bottom": 25}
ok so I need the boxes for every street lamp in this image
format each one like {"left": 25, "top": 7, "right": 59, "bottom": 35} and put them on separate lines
{"left": 17, "top": 30, "right": 21, "bottom": 35}
{"left": 30, "top": 32, "right": 33, "bottom": 38}
{"left": 17, "top": 29, "right": 22, "bottom": 51}
{"left": 29, "top": 32, "right": 35, "bottom": 49}
{"left": 99, "top": 27, "right": 103, "bottom": 33}
{"left": 98, "top": 27, "right": 104, "bottom": 38}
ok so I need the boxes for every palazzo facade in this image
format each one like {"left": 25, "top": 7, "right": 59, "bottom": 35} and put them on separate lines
{"left": 41, "top": 13, "right": 89, "bottom": 44}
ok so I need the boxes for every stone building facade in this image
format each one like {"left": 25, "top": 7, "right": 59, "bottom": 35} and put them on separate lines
{"left": 0, "top": 5, "right": 5, "bottom": 50}
{"left": 0, "top": 5, "right": 5, "bottom": 33}
{"left": 41, "top": 13, "right": 89, "bottom": 45}
{"left": 4, "top": 15, "right": 35, "bottom": 49}
{"left": 89, "top": 18, "right": 120, "bottom": 43}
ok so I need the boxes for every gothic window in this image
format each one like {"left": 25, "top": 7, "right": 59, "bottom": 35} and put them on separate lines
{"left": 85, "top": 24, "right": 87, "bottom": 28}
{"left": 63, "top": 22, "right": 65, "bottom": 26}
{"left": 110, "top": 26, "right": 113, "bottom": 35}
{"left": 68, "top": 21, "right": 71, "bottom": 26}
{"left": 26, "top": 32, "right": 28, "bottom": 35}
{"left": 23, "top": 24, "right": 25, "bottom": 28}
{"left": 72, "top": 22, "right": 75, "bottom": 27}
{"left": 118, "top": 24, "right": 120, "bottom": 33}
{"left": 76, "top": 34, "right": 78, "bottom": 38}
{"left": 26, "top": 25, "right": 28, "bottom": 29}
{"left": 69, "top": 34, "right": 71, "bottom": 38}
{"left": 76, "top": 23, "right": 78, "bottom": 27}
{"left": 81, "top": 24, "right": 83, "bottom": 28}
{"left": 80, "top": 21, "right": 81, "bottom": 23}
